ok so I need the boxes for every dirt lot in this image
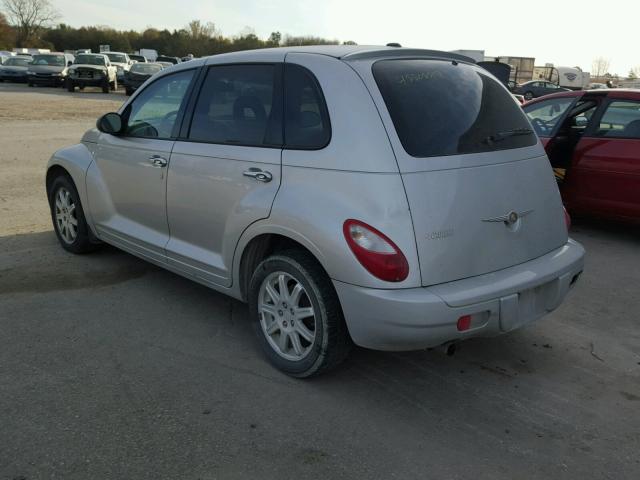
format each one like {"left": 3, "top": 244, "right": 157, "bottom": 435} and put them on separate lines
{"left": 1, "top": 83, "right": 639, "bottom": 479}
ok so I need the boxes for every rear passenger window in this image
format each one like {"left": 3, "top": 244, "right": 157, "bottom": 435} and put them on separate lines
{"left": 284, "top": 64, "right": 331, "bottom": 149}
{"left": 189, "top": 64, "right": 282, "bottom": 147}
{"left": 596, "top": 101, "right": 640, "bottom": 139}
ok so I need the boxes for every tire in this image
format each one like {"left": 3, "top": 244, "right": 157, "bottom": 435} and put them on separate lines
{"left": 47, "top": 174, "right": 97, "bottom": 254}
{"left": 101, "top": 79, "right": 109, "bottom": 93}
{"left": 524, "top": 91, "right": 534, "bottom": 101}
{"left": 66, "top": 79, "right": 75, "bottom": 92}
{"left": 110, "top": 77, "right": 117, "bottom": 91}
{"left": 28, "top": 82, "right": 33, "bottom": 87}
{"left": 248, "top": 250, "right": 351, "bottom": 377}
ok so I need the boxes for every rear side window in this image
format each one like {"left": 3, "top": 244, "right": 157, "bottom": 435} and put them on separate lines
{"left": 189, "top": 64, "right": 282, "bottom": 147}
{"left": 373, "top": 59, "right": 536, "bottom": 157}
{"left": 284, "top": 64, "right": 330, "bottom": 149}
{"left": 596, "top": 101, "right": 640, "bottom": 139}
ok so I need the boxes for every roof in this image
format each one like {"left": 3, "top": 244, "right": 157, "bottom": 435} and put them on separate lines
{"left": 524, "top": 88, "right": 640, "bottom": 104}
{"left": 200, "top": 45, "right": 476, "bottom": 63}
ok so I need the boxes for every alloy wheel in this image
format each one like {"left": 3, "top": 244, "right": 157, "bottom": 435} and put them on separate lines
{"left": 258, "top": 271, "right": 317, "bottom": 361}
{"left": 54, "top": 187, "right": 78, "bottom": 244}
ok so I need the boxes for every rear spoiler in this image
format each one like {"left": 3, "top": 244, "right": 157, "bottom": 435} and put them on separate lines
{"left": 341, "top": 48, "right": 476, "bottom": 65}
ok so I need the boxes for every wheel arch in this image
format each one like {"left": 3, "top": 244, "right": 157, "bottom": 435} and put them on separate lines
{"left": 234, "top": 226, "right": 331, "bottom": 303}
{"left": 46, "top": 143, "right": 97, "bottom": 232}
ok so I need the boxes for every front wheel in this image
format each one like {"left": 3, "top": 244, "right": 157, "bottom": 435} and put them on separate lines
{"left": 48, "top": 174, "right": 97, "bottom": 254}
{"left": 66, "top": 79, "right": 75, "bottom": 92}
{"left": 524, "top": 91, "right": 534, "bottom": 101}
{"left": 110, "top": 77, "right": 118, "bottom": 91}
{"left": 248, "top": 250, "right": 351, "bottom": 377}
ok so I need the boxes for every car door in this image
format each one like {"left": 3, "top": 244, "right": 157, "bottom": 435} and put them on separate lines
{"left": 565, "top": 98, "right": 640, "bottom": 219}
{"left": 165, "top": 63, "right": 283, "bottom": 287}
{"left": 87, "top": 68, "right": 196, "bottom": 264}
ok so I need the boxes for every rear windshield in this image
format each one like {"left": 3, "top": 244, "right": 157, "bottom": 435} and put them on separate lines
{"left": 130, "top": 63, "right": 162, "bottom": 74}
{"left": 373, "top": 59, "right": 536, "bottom": 157}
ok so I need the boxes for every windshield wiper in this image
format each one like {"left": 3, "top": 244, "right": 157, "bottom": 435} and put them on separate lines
{"left": 483, "top": 128, "right": 534, "bottom": 145}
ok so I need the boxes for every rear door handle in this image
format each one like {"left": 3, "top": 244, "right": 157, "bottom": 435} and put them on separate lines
{"left": 148, "top": 155, "right": 168, "bottom": 168}
{"left": 243, "top": 168, "right": 273, "bottom": 183}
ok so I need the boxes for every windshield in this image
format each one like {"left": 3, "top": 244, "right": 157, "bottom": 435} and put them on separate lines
{"left": 523, "top": 97, "right": 575, "bottom": 136}
{"left": 31, "top": 55, "right": 65, "bottom": 66}
{"left": 105, "top": 53, "right": 127, "bottom": 63}
{"left": 74, "top": 54, "right": 106, "bottom": 66}
{"left": 130, "top": 63, "right": 162, "bottom": 74}
{"left": 5, "top": 57, "right": 31, "bottom": 67}
{"left": 129, "top": 55, "right": 146, "bottom": 62}
{"left": 373, "top": 59, "right": 536, "bottom": 157}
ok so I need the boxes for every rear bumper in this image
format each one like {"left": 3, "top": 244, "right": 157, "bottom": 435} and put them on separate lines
{"left": 334, "top": 239, "right": 585, "bottom": 351}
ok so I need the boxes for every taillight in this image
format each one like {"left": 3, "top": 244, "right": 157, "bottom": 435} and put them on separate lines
{"left": 563, "top": 206, "right": 571, "bottom": 230}
{"left": 343, "top": 219, "right": 409, "bottom": 282}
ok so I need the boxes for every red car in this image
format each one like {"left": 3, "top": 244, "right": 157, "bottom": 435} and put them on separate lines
{"left": 523, "top": 89, "right": 640, "bottom": 222}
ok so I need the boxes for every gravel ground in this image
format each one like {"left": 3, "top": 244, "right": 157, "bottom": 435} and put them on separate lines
{"left": 1, "top": 83, "right": 639, "bottom": 480}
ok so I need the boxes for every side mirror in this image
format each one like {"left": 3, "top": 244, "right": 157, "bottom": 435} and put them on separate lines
{"left": 97, "top": 112, "right": 123, "bottom": 135}
{"left": 67, "top": 60, "right": 73, "bottom": 67}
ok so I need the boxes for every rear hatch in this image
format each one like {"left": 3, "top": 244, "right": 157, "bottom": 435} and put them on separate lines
{"left": 363, "top": 57, "right": 568, "bottom": 286}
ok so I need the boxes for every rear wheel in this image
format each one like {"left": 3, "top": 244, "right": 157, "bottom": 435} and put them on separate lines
{"left": 248, "top": 250, "right": 351, "bottom": 377}
{"left": 524, "top": 91, "right": 534, "bottom": 101}
{"left": 66, "top": 79, "right": 75, "bottom": 92}
{"left": 48, "top": 174, "right": 97, "bottom": 254}
{"left": 101, "top": 79, "right": 109, "bottom": 93}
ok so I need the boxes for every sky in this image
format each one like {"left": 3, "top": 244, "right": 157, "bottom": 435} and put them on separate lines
{"left": 53, "top": 0, "right": 640, "bottom": 75}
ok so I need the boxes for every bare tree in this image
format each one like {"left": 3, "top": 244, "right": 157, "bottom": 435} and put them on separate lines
{"left": 0, "top": 11, "right": 13, "bottom": 49}
{"left": 2, "top": 0, "right": 59, "bottom": 46}
{"left": 186, "top": 20, "right": 217, "bottom": 40}
{"left": 591, "top": 56, "right": 611, "bottom": 81}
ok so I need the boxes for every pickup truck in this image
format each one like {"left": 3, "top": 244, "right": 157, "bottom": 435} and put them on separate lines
{"left": 66, "top": 53, "right": 118, "bottom": 93}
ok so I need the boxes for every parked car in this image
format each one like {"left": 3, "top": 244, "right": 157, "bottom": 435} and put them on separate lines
{"left": 45, "top": 46, "right": 584, "bottom": 377}
{"left": 128, "top": 54, "right": 147, "bottom": 63}
{"left": 123, "top": 62, "right": 164, "bottom": 95}
{"left": 0, "top": 55, "right": 32, "bottom": 82}
{"left": 156, "top": 55, "right": 181, "bottom": 65}
{"left": 515, "top": 80, "right": 570, "bottom": 100}
{"left": 67, "top": 53, "right": 118, "bottom": 93}
{"left": 103, "top": 51, "right": 131, "bottom": 82}
{"left": 524, "top": 89, "right": 640, "bottom": 222}
{"left": 587, "top": 82, "right": 609, "bottom": 90}
{"left": 27, "top": 52, "right": 74, "bottom": 87}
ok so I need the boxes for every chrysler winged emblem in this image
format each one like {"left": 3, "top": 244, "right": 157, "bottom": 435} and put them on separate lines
{"left": 482, "top": 209, "right": 533, "bottom": 226}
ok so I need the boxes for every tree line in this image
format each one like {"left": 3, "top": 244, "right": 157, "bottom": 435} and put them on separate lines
{"left": 0, "top": 2, "right": 356, "bottom": 57}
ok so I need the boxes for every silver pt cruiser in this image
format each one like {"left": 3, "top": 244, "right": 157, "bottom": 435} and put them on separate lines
{"left": 46, "top": 46, "right": 585, "bottom": 377}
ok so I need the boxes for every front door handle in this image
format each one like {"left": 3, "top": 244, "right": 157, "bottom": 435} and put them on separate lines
{"left": 148, "top": 155, "right": 168, "bottom": 168}
{"left": 243, "top": 168, "right": 273, "bottom": 183}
